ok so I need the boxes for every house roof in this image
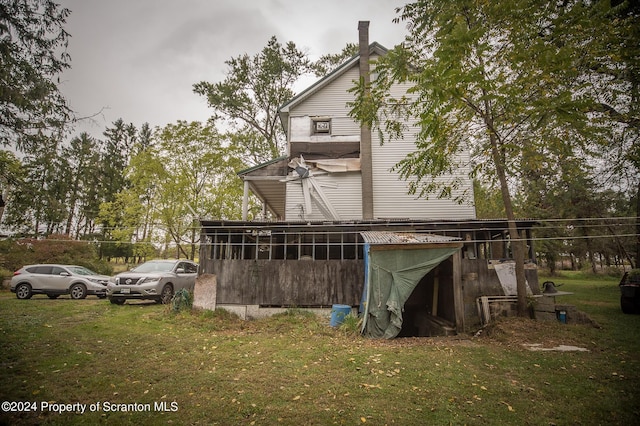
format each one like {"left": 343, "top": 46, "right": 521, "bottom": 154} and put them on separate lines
{"left": 278, "top": 41, "right": 388, "bottom": 135}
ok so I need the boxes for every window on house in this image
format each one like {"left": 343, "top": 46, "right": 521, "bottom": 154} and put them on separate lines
{"left": 311, "top": 117, "right": 331, "bottom": 134}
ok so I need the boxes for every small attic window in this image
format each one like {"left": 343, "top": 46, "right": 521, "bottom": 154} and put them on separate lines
{"left": 311, "top": 117, "right": 331, "bottom": 134}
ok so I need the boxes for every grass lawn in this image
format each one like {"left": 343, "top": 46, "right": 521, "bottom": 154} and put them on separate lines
{"left": 1, "top": 271, "right": 639, "bottom": 425}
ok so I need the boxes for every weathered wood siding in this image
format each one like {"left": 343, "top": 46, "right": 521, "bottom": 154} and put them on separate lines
{"left": 203, "top": 259, "right": 364, "bottom": 306}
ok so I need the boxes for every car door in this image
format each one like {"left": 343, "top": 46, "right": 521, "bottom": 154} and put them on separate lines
{"left": 48, "top": 266, "right": 74, "bottom": 293}
{"left": 175, "top": 262, "right": 197, "bottom": 291}
{"left": 29, "top": 266, "right": 53, "bottom": 290}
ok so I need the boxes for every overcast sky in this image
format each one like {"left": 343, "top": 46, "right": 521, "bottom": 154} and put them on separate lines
{"left": 57, "top": 0, "right": 409, "bottom": 140}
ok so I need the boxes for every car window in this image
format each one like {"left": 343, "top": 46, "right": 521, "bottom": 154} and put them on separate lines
{"left": 131, "top": 261, "right": 175, "bottom": 273}
{"left": 51, "top": 266, "right": 67, "bottom": 276}
{"left": 69, "top": 266, "right": 97, "bottom": 276}
{"left": 184, "top": 262, "right": 198, "bottom": 274}
{"left": 29, "top": 266, "right": 53, "bottom": 274}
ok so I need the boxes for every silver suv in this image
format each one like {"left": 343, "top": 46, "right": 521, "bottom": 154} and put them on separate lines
{"left": 10, "top": 264, "right": 110, "bottom": 299}
{"left": 107, "top": 259, "right": 198, "bottom": 305}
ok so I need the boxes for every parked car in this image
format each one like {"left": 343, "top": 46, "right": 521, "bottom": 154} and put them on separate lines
{"left": 620, "top": 270, "right": 640, "bottom": 314}
{"left": 107, "top": 259, "right": 198, "bottom": 305}
{"left": 10, "top": 264, "right": 110, "bottom": 300}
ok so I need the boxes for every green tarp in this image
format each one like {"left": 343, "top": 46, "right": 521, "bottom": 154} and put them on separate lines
{"left": 362, "top": 246, "right": 461, "bottom": 339}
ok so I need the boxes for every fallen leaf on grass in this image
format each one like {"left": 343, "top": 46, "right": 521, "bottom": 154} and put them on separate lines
{"left": 361, "top": 384, "right": 382, "bottom": 390}
{"left": 500, "top": 401, "right": 514, "bottom": 412}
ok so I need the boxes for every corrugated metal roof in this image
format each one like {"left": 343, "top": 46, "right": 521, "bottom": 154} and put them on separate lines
{"left": 360, "top": 231, "right": 461, "bottom": 245}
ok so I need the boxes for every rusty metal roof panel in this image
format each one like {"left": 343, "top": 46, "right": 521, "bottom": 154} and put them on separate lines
{"left": 360, "top": 231, "right": 461, "bottom": 245}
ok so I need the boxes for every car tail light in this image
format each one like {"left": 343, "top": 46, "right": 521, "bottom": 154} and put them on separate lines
{"left": 13, "top": 270, "right": 21, "bottom": 276}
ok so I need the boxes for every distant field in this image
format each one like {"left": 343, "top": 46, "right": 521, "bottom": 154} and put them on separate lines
{"left": 1, "top": 272, "right": 639, "bottom": 425}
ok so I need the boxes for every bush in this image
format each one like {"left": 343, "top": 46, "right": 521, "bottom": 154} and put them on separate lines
{"left": 171, "top": 289, "right": 194, "bottom": 313}
{"left": 0, "top": 235, "right": 112, "bottom": 275}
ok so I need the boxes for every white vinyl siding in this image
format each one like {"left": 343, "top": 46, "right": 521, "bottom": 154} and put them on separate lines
{"left": 285, "top": 173, "right": 362, "bottom": 221}
{"left": 370, "top": 81, "right": 476, "bottom": 220}
{"left": 285, "top": 54, "right": 476, "bottom": 221}
{"left": 289, "top": 116, "right": 359, "bottom": 141}
{"left": 371, "top": 139, "right": 476, "bottom": 219}
{"left": 289, "top": 66, "right": 361, "bottom": 138}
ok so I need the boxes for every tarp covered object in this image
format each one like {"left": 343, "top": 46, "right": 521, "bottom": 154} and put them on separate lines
{"left": 361, "top": 246, "right": 460, "bottom": 339}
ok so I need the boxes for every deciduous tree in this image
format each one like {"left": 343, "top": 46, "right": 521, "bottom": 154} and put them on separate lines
{"left": 349, "top": 0, "right": 618, "bottom": 314}
{"left": 154, "top": 121, "right": 244, "bottom": 259}
{"left": 61, "top": 133, "right": 100, "bottom": 237}
{"left": 193, "top": 36, "right": 314, "bottom": 165}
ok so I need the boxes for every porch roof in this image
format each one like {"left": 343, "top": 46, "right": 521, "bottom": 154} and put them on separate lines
{"left": 237, "top": 156, "right": 289, "bottom": 219}
{"left": 360, "top": 231, "right": 462, "bottom": 245}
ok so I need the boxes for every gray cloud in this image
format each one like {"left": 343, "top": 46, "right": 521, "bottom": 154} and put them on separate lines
{"left": 58, "top": 0, "right": 407, "bottom": 138}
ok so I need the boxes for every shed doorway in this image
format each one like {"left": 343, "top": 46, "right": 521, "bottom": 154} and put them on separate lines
{"left": 359, "top": 231, "right": 463, "bottom": 339}
{"left": 397, "top": 259, "right": 457, "bottom": 337}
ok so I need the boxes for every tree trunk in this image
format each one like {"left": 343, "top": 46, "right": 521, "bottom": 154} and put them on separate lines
{"left": 548, "top": 253, "right": 557, "bottom": 275}
{"left": 636, "top": 179, "right": 640, "bottom": 269}
{"left": 488, "top": 132, "right": 528, "bottom": 316}
{"left": 64, "top": 195, "right": 77, "bottom": 236}
{"left": 0, "top": 190, "right": 6, "bottom": 226}
{"left": 586, "top": 238, "right": 597, "bottom": 274}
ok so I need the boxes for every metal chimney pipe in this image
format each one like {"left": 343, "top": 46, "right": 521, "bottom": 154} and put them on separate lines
{"left": 358, "top": 21, "right": 374, "bottom": 220}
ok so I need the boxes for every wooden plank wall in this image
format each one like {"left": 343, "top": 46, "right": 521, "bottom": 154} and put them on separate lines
{"left": 203, "top": 259, "right": 364, "bottom": 307}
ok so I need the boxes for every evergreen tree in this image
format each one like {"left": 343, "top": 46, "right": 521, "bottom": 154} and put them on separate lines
{"left": 0, "top": 0, "right": 72, "bottom": 151}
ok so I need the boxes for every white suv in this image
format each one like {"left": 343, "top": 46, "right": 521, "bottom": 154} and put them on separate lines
{"left": 10, "top": 264, "right": 110, "bottom": 299}
{"left": 107, "top": 259, "right": 198, "bottom": 305}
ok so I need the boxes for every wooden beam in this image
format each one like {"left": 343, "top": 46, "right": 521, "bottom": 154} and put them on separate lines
{"left": 432, "top": 275, "right": 439, "bottom": 316}
{"left": 242, "top": 179, "right": 249, "bottom": 221}
{"left": 452, "top": 250, "right": 465, "bottom": 332}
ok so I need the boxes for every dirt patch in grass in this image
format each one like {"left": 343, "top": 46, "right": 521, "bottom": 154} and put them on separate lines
{"left": 359, "top": 335, "right": 479, "bottom": 350}
{"left": 475, "top": 316, "right": 596, "bottom": 349}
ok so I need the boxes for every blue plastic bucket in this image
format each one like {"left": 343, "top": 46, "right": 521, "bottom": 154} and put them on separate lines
{"left": 558, "top": 310, "right": 567, "bottom": 324}
{"left": 330, "top": 304, "right": 352, "bottom": 327}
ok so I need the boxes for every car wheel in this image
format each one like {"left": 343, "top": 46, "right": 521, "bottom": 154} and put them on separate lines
{"left": 47, "top": 294, "right": 60, "bottom": 299}
{"left": 160, "top": 284, "right": 174, "bottom": 304}
{"left": 109, "top": 297, "right": 125, "bottom": 305}
{"left": 70, "top": 283, "right": 87, "bottom": 300}
{"left": 15, "top": 283, "right": 33, "bottom": 299}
